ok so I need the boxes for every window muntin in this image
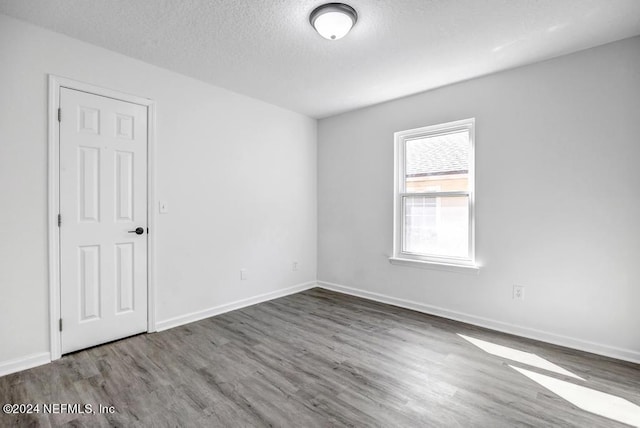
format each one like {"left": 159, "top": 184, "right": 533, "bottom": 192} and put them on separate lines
{"left": 394, "top": 119, "right": 475, "bottom": 266}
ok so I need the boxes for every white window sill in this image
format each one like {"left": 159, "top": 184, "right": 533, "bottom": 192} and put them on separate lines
{"left": 388, "top": 257, "right": 480, "bottom": 274}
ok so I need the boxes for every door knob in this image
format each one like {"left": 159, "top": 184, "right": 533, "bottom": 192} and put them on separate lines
{"left": 128, "top": 227, "right": 145, "bottom": 235}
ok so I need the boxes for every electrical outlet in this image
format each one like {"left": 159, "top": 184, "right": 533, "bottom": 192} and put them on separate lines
{"left": 513, "top": 285, "right": 525, "bottom": 301}
{"left": 292, "top": 261, "right": 298, "bottom": 271}
{"left": 240, "top": 269, "right": 248, "bottom": 280}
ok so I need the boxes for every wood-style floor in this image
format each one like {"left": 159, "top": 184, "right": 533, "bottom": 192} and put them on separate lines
{"left": 1, "top": 288, "right": 639, "bottom": 427}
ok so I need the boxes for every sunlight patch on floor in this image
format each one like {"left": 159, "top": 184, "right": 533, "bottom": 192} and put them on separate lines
{"left": 511, "top": 365, "right": 640, "bottom": 427}
{"left": 457, "top": 334, "right": 583, "bottom": 380}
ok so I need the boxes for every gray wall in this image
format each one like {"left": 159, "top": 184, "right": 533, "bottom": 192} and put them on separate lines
{"left": 0, "top": 14, "right": 317, "bottom": 366}
{"left": 318, "top": 36, "right": 640, "bottom": 361}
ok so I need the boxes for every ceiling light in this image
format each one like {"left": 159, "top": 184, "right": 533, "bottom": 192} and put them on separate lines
{"left": 310, "top": 3, "right": 358, "bottom": 40}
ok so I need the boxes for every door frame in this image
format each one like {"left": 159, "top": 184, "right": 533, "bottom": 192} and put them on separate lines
{"left": 47, "top": 75, "right": 157, "bottom": 360}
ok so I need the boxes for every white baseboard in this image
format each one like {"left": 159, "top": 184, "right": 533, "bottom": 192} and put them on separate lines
{"left": 0, "top": 352, "right": 51, "bottom": 377}
{"left": 156, "top": 281, "right": 317, "bottom": 332}
{"left": 317, "top": 280, "right": 640, "bottom": 365}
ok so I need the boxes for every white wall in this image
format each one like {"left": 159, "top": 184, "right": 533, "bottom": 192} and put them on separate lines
{"left": 318, "top": 37, "right": 640, "bottom": 361}
{"left": 0, "top": 14, "right": 317, "bottom": 366}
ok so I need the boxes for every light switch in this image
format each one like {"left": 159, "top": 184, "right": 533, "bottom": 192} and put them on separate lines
{"left": 159, "top": 201, "right": 169, "bottom": 214}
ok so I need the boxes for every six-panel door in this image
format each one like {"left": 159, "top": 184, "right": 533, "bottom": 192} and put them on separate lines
{"left": 59, "top": 88, "right": 148, "bottom": 354}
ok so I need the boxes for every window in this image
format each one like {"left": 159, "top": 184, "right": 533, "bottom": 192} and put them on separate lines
{"left": 392, "top": 118, "right": 476, "bottom": 269}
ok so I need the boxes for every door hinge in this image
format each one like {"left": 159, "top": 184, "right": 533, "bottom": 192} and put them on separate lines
{"left": 57, "top": 108, "right": 61, "bottom": 122}
{"left": 59, "top": 318, "right": 63, "bottom": 332}
{"left": 58, "top": 214, "right": 61, "bottom": 227}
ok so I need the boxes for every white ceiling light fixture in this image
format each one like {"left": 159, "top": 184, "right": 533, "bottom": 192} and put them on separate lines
{"left": 310, "top": 3, "right": 358, "bottom": 40}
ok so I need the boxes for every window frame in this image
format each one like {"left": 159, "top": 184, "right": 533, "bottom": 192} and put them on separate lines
{"left": 392, "top": 118, "right": 477, "bottom": 270}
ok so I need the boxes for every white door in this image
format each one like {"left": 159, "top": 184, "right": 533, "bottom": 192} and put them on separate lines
{"left": 59, "top": 88, "right": 148, "bottom": 354}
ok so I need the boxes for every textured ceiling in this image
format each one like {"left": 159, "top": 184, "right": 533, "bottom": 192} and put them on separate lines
{"left": 1, "top": 0, "right": 639, "bottom": 118}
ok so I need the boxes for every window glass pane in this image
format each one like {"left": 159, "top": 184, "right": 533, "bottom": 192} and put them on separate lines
{"left": 403, "top": 195, "right": 469, "bottom": 258}
{"left": 405, "top": 130, "right": 469, "bottom": 193}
